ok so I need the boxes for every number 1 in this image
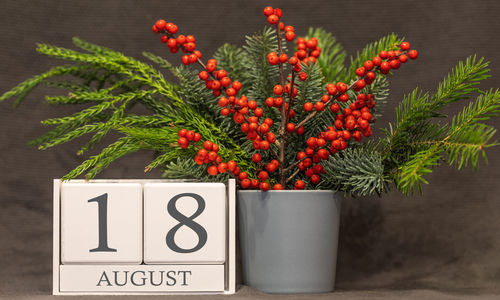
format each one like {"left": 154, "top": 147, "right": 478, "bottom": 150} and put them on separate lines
{"left": 88, "top": 193, "right": 117, "bottom": 252}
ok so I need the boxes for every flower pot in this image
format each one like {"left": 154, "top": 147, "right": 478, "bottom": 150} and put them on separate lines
{"left": 237, "top": 190, "right": 341, "bottom": 293}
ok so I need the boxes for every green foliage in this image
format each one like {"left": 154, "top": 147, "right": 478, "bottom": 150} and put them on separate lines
{"left": 1, "top": 37, "right": 252, "bottom": 180}
{"left": 243, "top": 27, "right": 282, "bottom": 104}
{"left": 380, "top": 56, "right": 498, "bottom": 195}
{"left": 1, "top": 26, "right": 498, "bottom": 197}
{"left": 322, "top": 147, "right": 389, "bottom": 196}
{"left": 306, "top": 27, "right": 346, "bottom": 82}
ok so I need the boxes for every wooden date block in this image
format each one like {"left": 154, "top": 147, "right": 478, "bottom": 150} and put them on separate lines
{"left": 60, "top": 182, "right": 142, "bottom": 264}
{"left": 143, "top": 183, "right": 226, "bottom": 264}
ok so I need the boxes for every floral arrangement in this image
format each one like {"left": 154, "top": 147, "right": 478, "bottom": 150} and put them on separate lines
{"left": 1, "top": 6, "right": 498, "bottom": 195}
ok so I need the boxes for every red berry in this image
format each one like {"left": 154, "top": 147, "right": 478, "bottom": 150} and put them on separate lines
{"left": 176, "top": 35, "right": 186, "bottom": 44}
{"left": 186, "top": 35, "right": 196, "bottom": 43}
{"left": 355, "top": 67, "right": 366, "bottom": 77}
{"left": 184, "top": 42, "right": 196, "bottom": 52}
{"left": 288, "top": 56, "right": 299, "bottom": 65}
{"left": 252, "top": 153, "right": 262, "bottom": 163}
{"left": 311, "top": 174, "right": 321, "bottom": 184}
{"left": 260, "top": 140, "right": 270, "bottom": 150}
{"left": 380, "top": 61, "right": 391, "bottom": 74}
{"left": 355, "top": 79, "right": 366, "bottom": 90}
{"left": 273, "top": 85, "right": 283, "bottom": 95}
{"left": 399, "top": 54, "right": 409, "bottom": 63}
{"left": 304, "top": 102, "right": 313, "bottom": 112}
{"left": 294, "top": 180, "right": 305, "bottom": 190}
{"left": 274, "top": 8, "right": 283, "bottom": 17}
{"left": 330, "top": 103, "right": 340, "bottom": 113}
{"left": 177, "top": 137, "right": 188, "bottom": 149}
{"left": 400, "top": 41, "right": 411, "bottom": 51}
{"left": 152, "top": 25, "right": 159, "bottom": 33}
{"left": 389, "top": 59, "right": 400, "bottom": 69}
{"left": 199, "top": 71, "right": 209, "bottom": 81}
{"left": 155, "top": 19, "right": 166, "bottom": 30}
{"left": 287, "top": 123, "right": 296, "bottom": 132}
{"left": 218, "top": 97, "right": 228, "bottom": 107}
{"left": 226, "top": 88, "right": 237, "bottom": 96}
{"left": 364, "top": 60, "right": 374, "bottom": 70}
{"left": 203, "top": 140, "right": 213, "bottom": 151}
{"left": 408, "top": 50, "right": 418, "bottom": 59}
{"left": 285, "top": 31, "right": 296, "bottom": 41}
{"left": 220, "top": 76, "right": 231, "bottom": 87}
{"left": 326, "top": 83, "right": 337, "bottom": 95}
{"left": 259, "top": 182, "right": 270, "bottom": 191}
{"left": 268, "top": 14, "right": 279, "bottom": 24}
{"left": 167, "top": 23, "right": 178, "bottom": 34}
{"left": 208, "top": 165, "right": 218, "bottom": 176}
{"left": 258, "top": 171, "right": 269, "bottom": 181}
{"left": 306, "top": 38, "right": 318, "bottom": 49}
{"left": 314, "top": 102, "right": 325, "bottom": 111}
{"left": 188, "top": 54, "right": 197, "bottom": 64}
{"left": 336, "top": 82, "right": 347, "bottom": 93}
{"left": 218, "top": 163, "right": 228, "bottom": 173}
{"left": 299, "top": 72, "right": 308, "bottom": 81}
{"left": 241, "top": 178, "right": 251, "bottom": 189}
{"left": 181, "top": 55, "right": 190, "bottom": 65}
{"left": 268, "top": 54, "right": 279, "bottom": 65}
{"left": 178, "top": 129, "right": 187, "bottom": 137}
{"left": 379, "top": 51, "right": 388, "bottom": 59}
{"left": 232, "top": 81, "right": 242, "bottom": 91}
{"left": 266, "top": 163, "right": 277, "bottom": 173}
{"left": 307, "top": 137, "right": 317, "bottom": 148}
{"left": 278, "top": 53, "right": 288, "bottom": 63}
{"left": 194, "top": 133, "right": 202, "bottom": 142}
{"left": 206, "top": 63, "right": 216, "bottom": 73}
{"left": 263, "top": 6, "right": 274, "bottom": 16}
{"left": 273, "top": 183, "right": 284, "bottom": 190}
{"left": 185, "top": 130, "right": 195, "bottom": 141}
{"left": 365, "top": 71, "right": 376, "bottom": 81}
{"left": 265, "top": 97, "right": 274, "bottom": 107}
{"left": 338, "top": 93, "right": 349, "bottom": 102}
{"left": 372, "top": 56, "right": 382, "bottom": 66}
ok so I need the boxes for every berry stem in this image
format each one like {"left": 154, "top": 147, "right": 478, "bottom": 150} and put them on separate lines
{"left": 286, "top": 167, "right": 301, "bottom": 184}
{"left": 275, "top": 23, "right": 288, "bottom": 186}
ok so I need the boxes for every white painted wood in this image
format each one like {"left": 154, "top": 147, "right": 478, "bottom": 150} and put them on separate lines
{"left": 144, "top": 183, "right": 226, "bottom": 264}
{"left": 60, "top": 182, "right": 142, "bottom": 264}
{"left": 226, "top": 179, "right": 236, "bottom": 294}
{"left": 59, "top": 264, "right": 224, "bottom": 292}
{"left": 53, "top": 179, "right": 61, "bottom": 295}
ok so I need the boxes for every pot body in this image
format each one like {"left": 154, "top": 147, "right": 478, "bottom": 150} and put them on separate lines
{"left": 238, "top": 190, "right": 341, "bottom": 294}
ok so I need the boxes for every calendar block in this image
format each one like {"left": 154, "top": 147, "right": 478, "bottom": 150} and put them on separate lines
{"left": 54, "top": 179, "right": 236, "bottom": 295}
{"left": 60, "top": 182, "right": 142, "bottom": 264}
{"left": 143, "top": 183, "right": 226, "bottom": 264}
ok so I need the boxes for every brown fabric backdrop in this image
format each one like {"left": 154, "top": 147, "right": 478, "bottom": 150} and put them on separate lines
{"left": 1, "top": 0, "right": 500, "bottom": 297}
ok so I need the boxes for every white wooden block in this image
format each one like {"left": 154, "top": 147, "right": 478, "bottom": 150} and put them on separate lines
{"left": 59, "top": 264, "right": 225, "bottom": 292}
{"left": 144, "top": 183, "right": 226, "bottom": 264}
{"left": 61, "top": 183, "right": 142, "bottom": 264}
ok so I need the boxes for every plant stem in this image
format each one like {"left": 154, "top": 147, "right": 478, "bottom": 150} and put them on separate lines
{"left": 275, "top": 24, "right": 288, "bottom": 186}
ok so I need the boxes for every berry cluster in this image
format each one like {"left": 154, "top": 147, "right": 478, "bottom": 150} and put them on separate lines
{"left": 154, "top": 6, "right": 419, "bottom": 190}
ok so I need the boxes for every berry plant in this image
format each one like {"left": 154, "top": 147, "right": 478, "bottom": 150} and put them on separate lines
{"left": 2, "top": 6, "right": 499, "bottom": 195}
{"left": 155, "top": 7, "right": 419, "bottom": 191}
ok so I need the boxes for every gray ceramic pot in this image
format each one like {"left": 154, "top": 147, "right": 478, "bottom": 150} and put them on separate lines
{"left": 238, "top": 190, "right": 341, "bottom": 294}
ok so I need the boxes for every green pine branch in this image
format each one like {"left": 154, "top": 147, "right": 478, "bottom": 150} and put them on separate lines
{"left": 306, "top": 27, "right": 346, "bottom": 82}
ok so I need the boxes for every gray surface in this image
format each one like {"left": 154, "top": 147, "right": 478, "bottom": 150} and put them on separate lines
{"left": 238, "top": 191, "right": 340, "bottom": 293}
{"left": 1, "top": 0, "right": 500, "bottom": 298}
